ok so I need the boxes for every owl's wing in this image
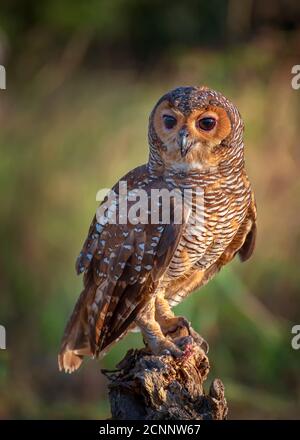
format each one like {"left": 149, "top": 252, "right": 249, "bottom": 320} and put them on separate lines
{"left": 238, "top": 191, "right": 257, "bottom": 262}
{"left": 63, "top": 169, "right": 188, "bottom": 362}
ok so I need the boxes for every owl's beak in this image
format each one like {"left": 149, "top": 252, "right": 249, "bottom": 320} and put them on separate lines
{"left": 178, "top": 127, "right": 193, "bottom": 157}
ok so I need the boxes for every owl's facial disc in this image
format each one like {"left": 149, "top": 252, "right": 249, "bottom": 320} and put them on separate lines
{"left": 153, "top": 100, "right": 232, "bottom": 169}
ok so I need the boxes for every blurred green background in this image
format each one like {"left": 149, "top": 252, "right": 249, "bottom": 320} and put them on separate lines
{"left": 0, "top": 0, "right": 300, "bottom": 420}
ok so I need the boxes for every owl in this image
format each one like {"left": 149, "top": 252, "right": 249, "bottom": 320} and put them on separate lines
{"left": 58, "top": 86, "right": 256, "bottom": 373}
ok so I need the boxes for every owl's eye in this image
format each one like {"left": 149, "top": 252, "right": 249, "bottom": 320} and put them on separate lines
{"left": 197, "top": 117, "right": 216, "bottom": 131}
{"left": 163, "top": 114, "right": 177, "bottom": 129}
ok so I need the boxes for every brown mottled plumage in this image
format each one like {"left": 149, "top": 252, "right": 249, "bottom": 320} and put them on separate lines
{"left": 58, "top": 86, "right": 256, "bottom": 373}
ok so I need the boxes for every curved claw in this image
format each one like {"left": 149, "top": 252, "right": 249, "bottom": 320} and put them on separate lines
{"left": 187, "top": 326, "right": 209, "bottom": 354}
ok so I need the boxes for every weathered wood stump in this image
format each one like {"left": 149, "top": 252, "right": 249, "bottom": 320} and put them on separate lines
{"left": 103, "top": 329, "right": 228, "bottom": 420}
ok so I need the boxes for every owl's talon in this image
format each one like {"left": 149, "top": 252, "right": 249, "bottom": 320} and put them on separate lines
{"left": 161, "top": 315, "right": 209, "bottom": 354}
{"left": 162, "top": 316, "right": 190, "bottom": 335}
{"left": 188, "top": 327, "right": 209, "bottom": 354}
{"left": 161, "top": 349, "right": 171, "bottom": 356}
{"left": 156, "top": 339, "right": 183, "bottom": 358}
{"left": 174, "top": 335, "right": 194, "bottom": 350}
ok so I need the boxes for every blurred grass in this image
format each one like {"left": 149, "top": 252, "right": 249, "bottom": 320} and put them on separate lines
{"left": 0, "top": 40, "right": 300, "bottom": 419}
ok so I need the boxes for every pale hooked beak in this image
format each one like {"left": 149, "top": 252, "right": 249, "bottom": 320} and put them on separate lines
{"left": 178, "top": 127, "right": 193, "bottom": 157}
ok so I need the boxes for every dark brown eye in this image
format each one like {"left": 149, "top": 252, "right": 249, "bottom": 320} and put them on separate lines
{"left": 197, "top": 117, "right": 216, "bottom": 131}
{"left": 163, "top": 114, "right": 177, "bottom": 129}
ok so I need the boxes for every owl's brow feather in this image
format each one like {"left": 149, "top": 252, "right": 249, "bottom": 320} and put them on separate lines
{"left": 167, "top": 87, "right": 226, "bottom": 116}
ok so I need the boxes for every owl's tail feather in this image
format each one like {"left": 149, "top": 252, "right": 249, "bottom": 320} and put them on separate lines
{"left": 58, "top": 286, "right": 95, "bottom": 374}
{"left": 58, "top": 349, "right": 84, "bottom": 374}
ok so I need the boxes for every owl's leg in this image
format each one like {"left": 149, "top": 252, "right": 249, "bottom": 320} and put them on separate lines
{"left": 154, "top": 292, "right": 187, "bottom": 333}
{"left": 155, "top": 293, "right": 209, "bottom": 353}
{"left": 135, "top": 297, "right": 182, "bottom": 357}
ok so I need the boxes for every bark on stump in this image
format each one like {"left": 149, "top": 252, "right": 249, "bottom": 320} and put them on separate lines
{"left": 103, "top": 330, "right": 228, "bottom": 420}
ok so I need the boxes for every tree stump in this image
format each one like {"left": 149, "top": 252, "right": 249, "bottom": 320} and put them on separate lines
{"left": 102, "top": 329, "right": 228, "bottom": 420}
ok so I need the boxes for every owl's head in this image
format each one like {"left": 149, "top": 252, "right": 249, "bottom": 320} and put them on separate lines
{"left": 148, "top": 86, "right": 244, "bottom": 173}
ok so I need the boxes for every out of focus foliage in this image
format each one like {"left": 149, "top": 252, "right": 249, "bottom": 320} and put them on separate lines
{"left": 0, "top": 0, "right": 300, "bottom": 420}
{"left": 0, "top": 0, "right": 300, "bottom": 66}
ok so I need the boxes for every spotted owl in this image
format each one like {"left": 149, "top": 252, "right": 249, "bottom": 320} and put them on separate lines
{"left": 59, "top": 86, "right": 257, "bottom": 373}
